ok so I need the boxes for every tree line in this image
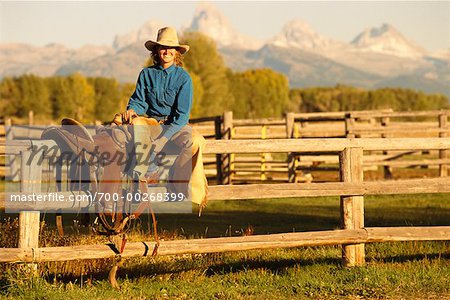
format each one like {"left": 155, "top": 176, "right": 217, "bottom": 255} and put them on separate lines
{"left": 0, "top": 32, "right": 448, "bottom": 122}
{"left": 0, "top": 73, "right": 135, "bottom": 122}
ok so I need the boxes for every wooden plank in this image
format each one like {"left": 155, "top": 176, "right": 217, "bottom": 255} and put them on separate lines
{"left": 4, "top": 119, "right": 20, "bottom": 181}
{"left": 9, "top": 125, "right": 97, "bottom": 140}
{"left": 293, "top": 109, "right": 393, "bottom": 120}
{"left": 5, "top": 138, "right": 450, "bottom": 155}
{"left": 233, "top": 169, "right": 288, "bottom": 173}
{"left": 19, "top": 150, "right": 42, "bottom": 248}
{"left": 221, "top": 111, "right": 233, "bottom": 185}
{"left": 1, "top": 226, "right": 449, "bottom": 263}
{"left": 233, "top": 118, "right": 285, "bottom": 126}
{"left": 351, "top": 110, "right": 450, "bottom": 119}
{"left": 354, "top": 122, "right": 441, "bottom": 129}
{"left": 203, "top": 138, "right": 450, "bottom": 154}
{"left": 367, "top": 159, "right": 450, "bottom": 167}
{"left": 230, "top": 178, "right": 292, "bottom": 183}
{"left": 233, "top": 157, "right": 287, "bottom": 163}
{"left": 339, "top": 147, "right": 365, "bottom": 266}
{"left": 345, "top": 116, "right": 356, "bottom": 138}
{"left": 233, "top": 134, "right": 287, "bottom": 139}
{"left": 380, "top": 116, "right": 393, "bottom": 179}
{"left": 439, "top": 114, "right": 448, "bottom": 177}
{"left": 206, "top": 178, "right": 450, "bottom": 201}
{"left": 3, "top": 177, "right": 450, "bottom": 210}
{"left": 18, "top": 150, "right": 42, "bottom": 272}
{"left": 353, "top": 128, "right": 449, "bottom": 135}
{"left": 214, "top": 116, "right": 223, "bottom": 185}
{"left": 365, "top": 227, "right": 450, "bottom": 242}
{"left": 0, "top": 229, "right": 366, "bottom": 262}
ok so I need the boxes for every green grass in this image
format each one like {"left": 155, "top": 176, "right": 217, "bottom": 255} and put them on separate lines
{"left": 1, "top": 244, "right": 449, "bottom": 299}
{"left": 1, "top": 191, "right": 449, "bottom": 299}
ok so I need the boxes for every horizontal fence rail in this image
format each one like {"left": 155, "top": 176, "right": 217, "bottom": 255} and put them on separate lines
{"left": 3, "top": 138, "right": 450, "bottom": 155}
{"left": 3, "top": 177, "right": 450, "bottom": 211}
{"left": 1, "top": 227, "right": 449, "bottom": 263}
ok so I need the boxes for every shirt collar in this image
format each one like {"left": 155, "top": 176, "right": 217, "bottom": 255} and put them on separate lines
{"left": 157, "top": 64, "right": 176, "bottom": 74}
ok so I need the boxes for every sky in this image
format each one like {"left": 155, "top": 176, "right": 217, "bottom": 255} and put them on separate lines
{"left": 0, "top": 1, "right": 449, "bottom": 52}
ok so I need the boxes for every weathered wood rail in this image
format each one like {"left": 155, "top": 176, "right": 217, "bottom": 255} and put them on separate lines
{"left": 2, "top": 227, "right": 449, "bottom": 263}
{"left": 199, "top": 110, "right": 450, "bottom": 183}
{"left": 1, "top": 137, "right": 450, "bottom": 267}
{"left": 4, "top": 109, "right": 450, "bottom": 183}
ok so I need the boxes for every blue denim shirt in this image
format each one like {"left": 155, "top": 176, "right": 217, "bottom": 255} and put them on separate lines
{"left": 127, "top": 64, "right": 193, "bottom": 139}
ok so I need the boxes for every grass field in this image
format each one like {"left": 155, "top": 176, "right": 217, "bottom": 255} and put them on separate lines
{"left": 1, "top": 192, "right": 449, "bottom": 299}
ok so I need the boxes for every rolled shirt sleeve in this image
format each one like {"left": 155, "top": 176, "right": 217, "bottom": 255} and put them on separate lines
{"left": 127, "top": 70, "right": 149, "bottom": 115}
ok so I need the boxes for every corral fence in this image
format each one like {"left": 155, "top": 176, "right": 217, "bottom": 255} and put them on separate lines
{"left": 1, "top": 111, "right": 38, "bottom": 180}
{"left": 0, "top": 117, "right": 5, "bottom": 179}
{"left": 3, "top": 109, "right": 449, "bottom": 183}
{"left": 190, "top": 110, "right": 450, "bottom": 184}
{"left": 0, "top": 137, "right": 449, "bottom": 268}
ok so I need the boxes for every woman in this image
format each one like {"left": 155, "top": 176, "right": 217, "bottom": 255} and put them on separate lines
{"left": 122, "top": 27, "right": 207, "bottom": 209}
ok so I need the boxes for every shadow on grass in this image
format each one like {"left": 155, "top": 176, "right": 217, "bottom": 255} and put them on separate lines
{"left": 1, "top": 196, "right": 449, "bottom": 290}
{"left": 34, "top": 255, "right": 341, "bottom": 284}
{"left": 202, "top": 256, "right": 341, "bottom": 276}
{"left": 374, "top": 252, "right": 450, "bottom": 264}
{"left": 22, "top": 249, "right": 449, "bottom": 286}
{"left": 154, "top": 210, "right": 340, "bottom": 237}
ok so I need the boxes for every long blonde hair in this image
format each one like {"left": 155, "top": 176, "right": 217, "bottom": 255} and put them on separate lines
{"left": 151, "top": 47, "right": 184, "bottom": 67}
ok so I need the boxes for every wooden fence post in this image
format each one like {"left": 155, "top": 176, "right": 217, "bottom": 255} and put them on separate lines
{"left": 439, "top": 113, "right": 448, "bottom": 177}
{"left": 339, "top": 147, "right": 365, "bottom": 267}
{"left": 381, "top": 116, "right": 393, "bottom": 179}
{"left": 19, "top": 149, "right": 43, "bottom": 273}
{"left": 215, "top": 116, "right": 223, "bottom": 184}
{"left": 222, "top": 111, "right": 233, "bottom": 185}
{"left": 28, "top": 110, "right": 34, "bottom": 126}
{"left": 261, "top": 125, "right": 267, "bottom": 181}
{"left": 5, "top": 118, "right": 20, "bottom": 181}
{"left": 286, "top": 113, "right": 296, "bottom": 183}
{"left": 344, "top": 113, "right": 356, "bottom": 138}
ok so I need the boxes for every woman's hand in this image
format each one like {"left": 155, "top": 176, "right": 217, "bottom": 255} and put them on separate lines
{"left": 121, "top": 109, "right": 137, "bottom": 123}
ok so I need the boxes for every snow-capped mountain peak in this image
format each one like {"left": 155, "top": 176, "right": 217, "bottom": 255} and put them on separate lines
{"left": 187, "top": 2, "right": 262, "bottom": 50}
{"left": 351, "top": 23, "right": 427, "bottom": 58}
{"left": 112, "top": 19, "right": 165, "bottom": 50}
{"left": 270, "top": 18, "right": 338, "bottom": 51}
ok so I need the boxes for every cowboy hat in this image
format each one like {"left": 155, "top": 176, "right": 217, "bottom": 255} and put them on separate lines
{"left": 145, "top": 27, "right": 189, "bottom": 54}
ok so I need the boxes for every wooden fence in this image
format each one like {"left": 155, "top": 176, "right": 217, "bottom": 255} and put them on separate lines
{"left": 1, "top": 137, "right": 450, "bottom": 268}
{"left": 191, "top": 110, "right": 450, "bottom": 183}
{"left": 2, "top": 109, "right": 450, "bottom": 184}
{"left": 0, "top": 118, "right": 5, "bottom": 178}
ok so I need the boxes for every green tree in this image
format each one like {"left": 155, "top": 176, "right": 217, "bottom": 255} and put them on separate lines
{"left": 88, "top": 77, "right": 122, "bottom": 121}
{"left": 15, "top": 74, "right": 51, "bottom": 118}
{"left": 189, "top": 72, "right": 205, "bottom": 118}
{"left": 49, "top": 73, "right": 95, "bottom": 122}
{"left": 290, "top": 85, "right": 448, "bottom": 113}
{"left": 119, "top": 82, "right": 137, "bottom": 112}
{"left": 229, "top": 69, "right": 290, "bottom": 118}
{"left": 0, "top": 77, "right": 21, "bottom": 117}
{"left": 182, "top": 32, "right": 233, "bottom": 116}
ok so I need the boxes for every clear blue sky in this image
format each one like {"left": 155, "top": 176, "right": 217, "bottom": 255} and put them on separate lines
{"left": 1, "top": 1, "right": 449, "bottom": 51}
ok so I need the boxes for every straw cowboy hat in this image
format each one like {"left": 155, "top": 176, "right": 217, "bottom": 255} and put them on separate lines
{"left": 145, "top": 27, "right": 190, "bottom": 54}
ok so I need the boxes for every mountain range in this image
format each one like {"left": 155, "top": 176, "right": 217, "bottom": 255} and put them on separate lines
{"left": 1, "top": 2, "right": 449, "bottom": 98}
